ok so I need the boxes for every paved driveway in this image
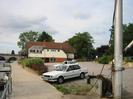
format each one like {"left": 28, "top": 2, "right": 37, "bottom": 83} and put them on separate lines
{"left": 11, "top": 62, "right": 66, "bottom": 99}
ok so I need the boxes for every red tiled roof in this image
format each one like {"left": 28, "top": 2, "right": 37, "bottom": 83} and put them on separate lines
{"left": 26, "top": 42, "right": 75, "bottom": 53}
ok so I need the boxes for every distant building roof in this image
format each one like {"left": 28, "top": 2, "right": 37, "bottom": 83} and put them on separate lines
{"left": 29, "top": 46, "right": 44, "bottom": 50}
{"left": 26, "top": 42, "right": 75, "bottom": 53}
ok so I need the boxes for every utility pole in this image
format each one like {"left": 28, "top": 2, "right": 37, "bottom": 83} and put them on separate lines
{"left": 114, "top": 0, "right": 123, "bottom": 99}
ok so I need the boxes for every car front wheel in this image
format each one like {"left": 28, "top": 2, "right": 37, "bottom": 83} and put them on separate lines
{"left": 57, "top": 76, "right": 64, "bottom": 84}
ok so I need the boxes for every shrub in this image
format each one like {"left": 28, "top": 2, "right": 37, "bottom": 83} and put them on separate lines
{"left": 32, "top": 58, "right": 44, "bottom": 65}
{"left": 23, "top": 58, "right": 32, "bottom": 67}
{"left": 31, "top": 64, "right": 48, "bottom": 75}
{"left": 98, "top": 55, "right": 112, "bottom": 64}
{"left": 124, "top": 57, "right": 133, "bottom": 62}
{"left": 20, "top": 58, "right": 48, "bottom": 74}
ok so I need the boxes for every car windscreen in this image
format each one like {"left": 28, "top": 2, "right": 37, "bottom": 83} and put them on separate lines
{"left": 55, "top": 65, "right": 68, "bottom": 71}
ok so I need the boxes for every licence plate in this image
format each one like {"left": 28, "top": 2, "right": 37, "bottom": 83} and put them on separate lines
{"left": 44, "top": 77, "right": 49, "bottom": 80}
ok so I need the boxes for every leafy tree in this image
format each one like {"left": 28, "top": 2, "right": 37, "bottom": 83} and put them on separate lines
{"left": 98, "top": 55, "right": 112, "bottom": 64}
{"left": 11, "top": 50, "right": 15, "bottom": 55}
{"left": 37, "top": 31, "right": 54, "bottom": 42}
{"left": 17, "top": 31, "right": 39, "bottom": 49}
{"left": 96, "top": 45, "right": 109, "bottom": 57}
{"left": 68, "top": 32, "right": 94, "bottom": 59}
{"left": 109, "top": 23, "right": 133, "bottom": 56}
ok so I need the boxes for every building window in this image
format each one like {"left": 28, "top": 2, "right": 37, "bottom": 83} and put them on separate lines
{"left": 36, "top": 50, "right": 39, "bottom": 53}
{"left": 30, "top": 50, "right": 35, "bottom": 53}
{"left": 30, "top": 49, "right": 42, "bottom": 53}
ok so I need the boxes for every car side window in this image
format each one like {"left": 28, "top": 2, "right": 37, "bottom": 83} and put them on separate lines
{"left": 67, "top": 67, "right": 71, "bottom": 71}
{"left": 67, "top": 66, "right": 74, "bottom": 71}
{"left": 74, "top": 65, "right": 80, "bottom": 70}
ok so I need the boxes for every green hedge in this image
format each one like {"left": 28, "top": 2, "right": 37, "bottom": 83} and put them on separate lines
{"left": 20, "top": 58, "right": 48, "bottom": 74}
{"left": 98, "top": 55, "right": 112, "bottom": 64}
{"left": 21, "top": 58, "right": 43, "bottom": 67}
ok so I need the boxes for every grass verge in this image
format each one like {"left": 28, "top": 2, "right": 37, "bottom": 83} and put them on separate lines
{"left": 54, "top": 84, "right": 91, "bottom": 95}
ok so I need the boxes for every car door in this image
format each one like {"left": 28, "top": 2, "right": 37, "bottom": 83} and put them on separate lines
{"left": 64, "top": 65, "right": 75, "bottom": 79}
{"left": 73, "top": 65, "right": 81, "bottom": 77}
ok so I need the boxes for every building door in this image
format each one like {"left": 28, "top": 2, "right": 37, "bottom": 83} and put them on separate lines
{"left": 45, "top": 58, "right": 49, "bottom": 63}
{"left": 50, "top": 58, "right": 56, "bottom": 63}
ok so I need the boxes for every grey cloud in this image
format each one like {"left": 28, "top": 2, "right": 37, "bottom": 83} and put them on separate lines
{"left": 43, "top": 25, "right": 58, "bottom": 35}
{"left": 0, "top": 14, "right": 58, "bottom": 35}
{"left": 0, "top": 16, "right": 47, "bottom": 30}
{"left": 74, "top": 12, "right": 91, "bottom": 20}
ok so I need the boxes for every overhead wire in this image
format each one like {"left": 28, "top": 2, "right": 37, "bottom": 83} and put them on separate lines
{"left": 113, "top": 0, "right": 117, "bottom": 26}
{"left": 108, "top": 0, "right": 117, "bottom": 80}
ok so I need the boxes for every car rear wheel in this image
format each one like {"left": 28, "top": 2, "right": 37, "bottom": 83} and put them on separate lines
{"left": 57, "top": 76, "right": 64, "bottom": 84}
{"left": 80, "top": 73, "right": 85, "bottom": 79}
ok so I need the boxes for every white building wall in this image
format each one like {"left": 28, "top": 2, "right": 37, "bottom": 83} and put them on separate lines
{"left": 67, "top": 53, "right": 74, "bottom": 59}
{"left": 43, "top": 49, "right": 67, "bottom": 58}
{"left": 28, "top": 49, "right": 67, "bottom": 58}
{"left": 28, "top": 53, "right": 44, "bottom": 58}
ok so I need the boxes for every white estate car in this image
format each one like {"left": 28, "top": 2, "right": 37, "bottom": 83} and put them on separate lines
{"left": 42, "top": 64, "right": 88, "bottom": 84}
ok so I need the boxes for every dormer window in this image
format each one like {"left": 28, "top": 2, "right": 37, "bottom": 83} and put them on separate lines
{"left": 33, "top": 50, "right": 35, "bottom": 52}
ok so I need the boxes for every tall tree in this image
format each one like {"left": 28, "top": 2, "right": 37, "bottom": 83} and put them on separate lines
{"left": 96, "top": 45, "right": 109, "bottom": 57}
{"left": 68, "top": 32, "right": 94, "bottom": 59}
{"left": 17, "top": 31, "right": 39, "bottom": 49}
{"left": 37, "top": 31, "right": 54, "bottom": 42}
{"left": 109, "top": 23, "right": 133, "bottom": 56}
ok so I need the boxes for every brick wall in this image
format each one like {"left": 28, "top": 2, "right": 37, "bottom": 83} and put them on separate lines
{"left": 56, "top": 58, "right": 66, "bottom": 62}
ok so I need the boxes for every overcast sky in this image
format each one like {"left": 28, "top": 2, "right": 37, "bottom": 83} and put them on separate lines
{"left": 0, "top": 0, "right": 133, "bottom": 53}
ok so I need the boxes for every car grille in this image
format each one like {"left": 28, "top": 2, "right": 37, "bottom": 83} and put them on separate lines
{"left": 44, "top": 75, "right": 50, "bottom": 77}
